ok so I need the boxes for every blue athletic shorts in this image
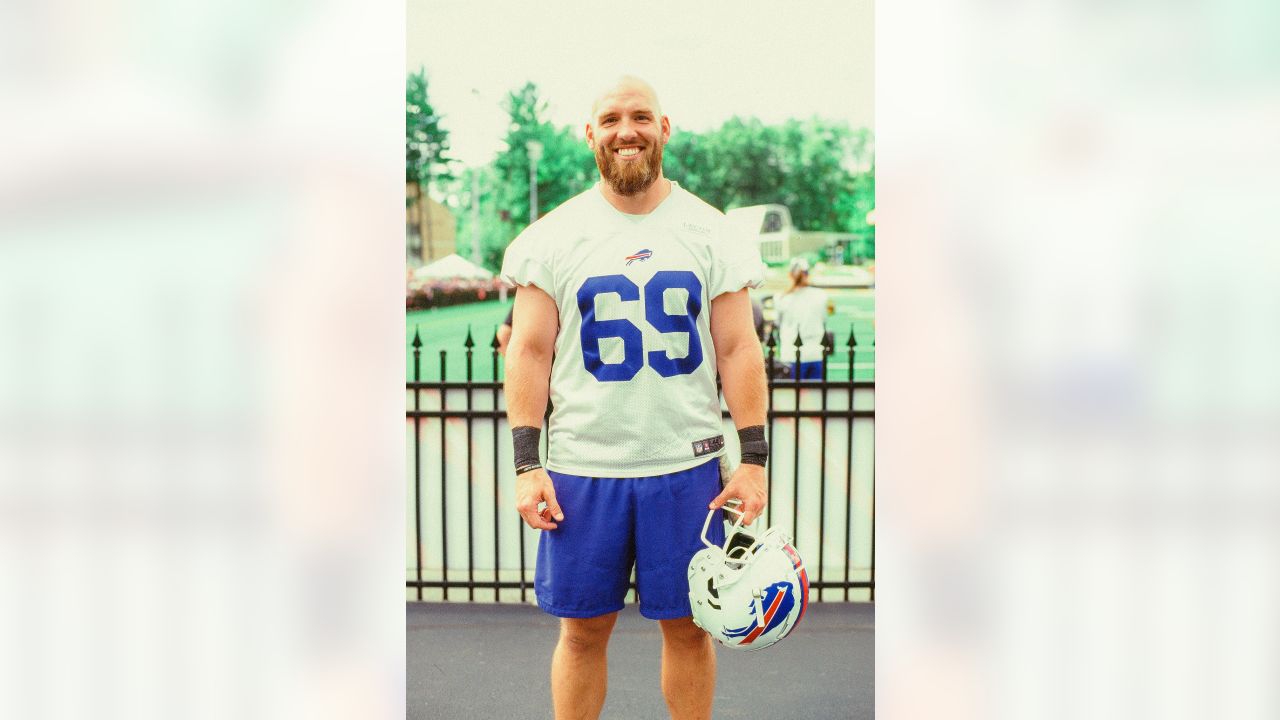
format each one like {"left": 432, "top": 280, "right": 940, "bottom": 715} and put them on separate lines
{"left": 534, "top": 459, "right": 726, "bottom": 620}
{"left": 785, "top": 361, "right": 824, "bottom": 380}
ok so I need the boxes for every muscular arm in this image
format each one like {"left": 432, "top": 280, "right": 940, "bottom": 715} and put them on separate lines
{"left": 708, "top": 289, "right": 769, "bottom": 524}
{"left": 504, "top": 285, "right": 558, "bottom": 427}
{"left": 711, "top": 289, "right": 767, "bottom": 430}
{"left": 504, "top": 285, "right": 564, "bottom": 529}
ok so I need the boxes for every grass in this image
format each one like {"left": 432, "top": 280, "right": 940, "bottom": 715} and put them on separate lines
{"left": 406, "top": 289, "right": 874, "bottom": 382}
{"left": 407, "top": 300, "right": 513, "bottom": 381}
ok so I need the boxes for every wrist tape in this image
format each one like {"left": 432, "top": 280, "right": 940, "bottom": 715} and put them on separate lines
{"left": 512, "top": 426, "right": 542, "bottom": 474}
{"left": 738, "top": 425, "right": 768, "bottom": 467}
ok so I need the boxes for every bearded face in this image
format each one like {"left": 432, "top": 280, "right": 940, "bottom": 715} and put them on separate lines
{"left": 593, "top": 134, "right": 665, "bottom": 196}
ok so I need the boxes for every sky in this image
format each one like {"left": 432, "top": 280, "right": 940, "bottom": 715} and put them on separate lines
{"left": 407, "top": 0, "right": 874, "bottom": 167}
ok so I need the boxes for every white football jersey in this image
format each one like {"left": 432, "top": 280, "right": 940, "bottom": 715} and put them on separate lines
{"left": 501, "top": 182, "right": 763, "bottom": 478}
{"left": 775, "top": 286, "right": 830, "bottom": 363}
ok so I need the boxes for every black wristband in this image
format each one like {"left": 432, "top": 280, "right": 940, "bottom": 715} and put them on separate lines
{"left": 738, "top": 425, "right": 768, "bottom": 467}
{"left": 512, "top": 426, "right": 542, "bottom": 474}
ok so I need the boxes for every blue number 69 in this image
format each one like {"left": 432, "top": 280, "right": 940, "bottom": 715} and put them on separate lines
{"left": 577, "top": 271, "right": 704, "bottom": 382}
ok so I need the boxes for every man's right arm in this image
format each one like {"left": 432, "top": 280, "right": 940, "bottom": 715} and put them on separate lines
{"left": 504, "top": 284, "right": 563, "bottom": 530}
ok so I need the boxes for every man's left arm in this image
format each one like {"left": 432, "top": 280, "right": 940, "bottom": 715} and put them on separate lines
{"left": 707, "top": 288, "right": 770, "bottom": 526}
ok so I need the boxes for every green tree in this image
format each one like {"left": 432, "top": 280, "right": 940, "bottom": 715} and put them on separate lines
{"left": 669, "top": 118, "right": 874, "bottom": 240}
{"left": 457, "top": 84, "right": 877, "bottom": 270}
{"left": 406, "top": 68, "right": 453, "bottom": 188}
{"left": 698, "top": 117, "right": 786, "bottom": 211}
{"left": 449, "top": 165, "right": 515, "bottom": 271}
{"left": 773, "top": 118, "right": 849, "bottom": 231}
{"left": 844, "top": 162, "right": 875, "bottom": 259}
{"left": 663, "top": 127, "right": 711, "bottom": 199}
{"left": 487, "top": 82, "right": 594, "bottom": 265}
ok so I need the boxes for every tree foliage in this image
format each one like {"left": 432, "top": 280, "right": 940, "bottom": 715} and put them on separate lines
{"left": 492, "top": 83, "right": 593, "bottom": 222}
{"left": 448, "top": 81, "right": 875, "bottom": 271}
{"left": 473, "top": 82, "right": 594, "bottom": 267}
{"left": 667, "top": 117, "right": 874, "bottom": 237}
{"left": 406, "top": 68, "right": 453, "bottom": 187}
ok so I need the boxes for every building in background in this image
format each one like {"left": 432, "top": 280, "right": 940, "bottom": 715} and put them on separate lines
{"left": 406, "top": 181, "right": 456, "bottom": 268}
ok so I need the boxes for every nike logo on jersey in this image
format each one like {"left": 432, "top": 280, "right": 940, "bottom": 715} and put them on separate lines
{"left": 625, "top": 249, "right": 653, "bottom": 265}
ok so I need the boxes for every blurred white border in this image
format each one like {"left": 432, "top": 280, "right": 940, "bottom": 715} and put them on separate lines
{"left": 879, "top": 0, "right": 1280, "bottom": 718}
{"left": 0, "top": 1, "right": 405, "bottom": 718}
{"left": 4, "top": 0, "right": 1279, "bottom": 717}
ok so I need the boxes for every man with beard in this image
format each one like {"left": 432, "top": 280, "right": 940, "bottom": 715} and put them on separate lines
{"left": 500, "top": 76, "right": 770, "bottom": 720}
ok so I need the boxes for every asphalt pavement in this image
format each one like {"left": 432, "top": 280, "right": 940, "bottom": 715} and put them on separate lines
{"left": 408, "top": 601, "right": 873, "bottom": 719}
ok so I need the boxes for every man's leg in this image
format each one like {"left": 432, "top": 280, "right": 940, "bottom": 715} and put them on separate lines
{"left": 658, "top": 616, "right": 716, "bottom": 720}
{"left": 551, "top": 612, "right": 618, "bottom": 720}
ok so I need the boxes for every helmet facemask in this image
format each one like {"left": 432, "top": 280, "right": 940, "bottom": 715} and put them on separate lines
{"left": 688, "top": 500, "right": 809, "bottom": 651}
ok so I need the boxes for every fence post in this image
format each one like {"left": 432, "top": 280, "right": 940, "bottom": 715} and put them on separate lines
{"left": 844, "top": 325, "right": 856, "bottom": 601}
{"left": 867, "top": 327, "right": 875, "bottom": 601}
{"left": 818, "top": 326, "right": 831, "bottom": 601}
{"left": 440, "top": 348, "right": 449, "bottom": 600}
{"left": 412, "top": 327, "right": 423, "bottom": 601}
{"left": 464, "top": 327, "right": 475, "bottom": 601}
{"left": 491, "top": 328, "right": 501, "bottom": 601}
{"left": 792, "top": 330, "right": 803, "bottom": 537}
{"left": 764, "top": 326, "right": 777, "bottom": 528}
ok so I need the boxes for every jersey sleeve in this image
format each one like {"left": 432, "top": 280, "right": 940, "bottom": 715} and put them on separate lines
{"left": 499, "top": 229, "right": 555, "bottom": 293}
{"left": 707, "top": 222, "right": 765, "bottom": 298}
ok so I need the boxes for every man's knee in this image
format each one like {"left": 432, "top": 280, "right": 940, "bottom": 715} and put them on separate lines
{"left": 659, "top": 617, "right": 710, "bottom": 650}
{"left": 559, "top": 613, "right": 618, "bottom": 654}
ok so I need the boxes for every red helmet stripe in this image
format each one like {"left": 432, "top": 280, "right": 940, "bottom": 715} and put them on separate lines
{"left": 739, "top": 585, "right": 787, "bottom": 645}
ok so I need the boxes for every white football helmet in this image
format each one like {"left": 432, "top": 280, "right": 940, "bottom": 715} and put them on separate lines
{"left": 687, "top": 501, "right": 809, "bottom": 651}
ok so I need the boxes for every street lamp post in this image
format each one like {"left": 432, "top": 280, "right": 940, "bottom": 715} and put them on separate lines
{"left": 526, "top": 140, "right": 543, "bottom": 224}
{"left": 469, "top": 170, "right": 482, "bottom": 267}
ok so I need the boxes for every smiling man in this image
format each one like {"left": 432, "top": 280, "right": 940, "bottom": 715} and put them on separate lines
{"left": 588, "top": 77, "right": 669, "bottom": 201}
{"left": 500, "top": 76, "right": 770, "bottom": 720}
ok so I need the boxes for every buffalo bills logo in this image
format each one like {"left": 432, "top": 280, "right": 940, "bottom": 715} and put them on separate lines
{"left": 721, "top": 581, "right": 795, "bottom": 646}
{"left": 625, "top": 249, "right": 653, "bottom": 265}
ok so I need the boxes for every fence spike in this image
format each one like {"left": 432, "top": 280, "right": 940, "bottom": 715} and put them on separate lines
{"left": 847, "top": 323, "right": 857, "bottom": 348}
{"left": 412, "top": 326, "right": 422, "bottom": 349}
{"left": 765, "top": 326, "right": 777, "bottom": 350}
{"left": 464, "top": 325, "right": 475, "bottom": 349}
{"left": 490, "top": 326, "right": 501, "bottom": 349}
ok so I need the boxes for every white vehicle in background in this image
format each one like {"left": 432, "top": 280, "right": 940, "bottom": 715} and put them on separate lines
{"left": 728, "top": 205, "right": 874, "bottom": 293}
{"left": 726, "top": 204, "right": 867, "bottom": 266}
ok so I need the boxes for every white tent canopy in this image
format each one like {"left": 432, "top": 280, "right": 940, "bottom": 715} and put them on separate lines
{"left": 412, "top": 253, "right": 494, "bottom": 280}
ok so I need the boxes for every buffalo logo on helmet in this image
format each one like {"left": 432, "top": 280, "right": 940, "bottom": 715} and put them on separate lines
{"left": 721, "top": 581, "right": 796, "bottom": 646}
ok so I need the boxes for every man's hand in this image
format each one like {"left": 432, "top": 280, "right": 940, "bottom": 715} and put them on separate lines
{"left": 515, "top": 467, "right": 563, "bottom": 530}
{"left": 709, "top": 463, "right": 767, "bottom": 526}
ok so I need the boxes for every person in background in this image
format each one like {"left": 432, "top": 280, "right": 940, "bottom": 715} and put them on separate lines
{"left": 496, "top": 306, "right": 514, "bottom": 355}
{"left": 774, "top": 257, "right": 834, "bottom": 380}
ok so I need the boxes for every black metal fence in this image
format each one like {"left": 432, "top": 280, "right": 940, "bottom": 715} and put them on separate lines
{"left": 407, "top": 326, "right": 875, "bottom": 604}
